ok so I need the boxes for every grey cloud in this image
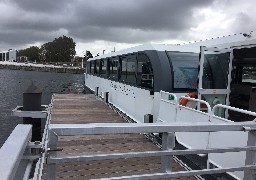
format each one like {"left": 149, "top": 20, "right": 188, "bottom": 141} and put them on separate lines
{"left": 10, "top": 0, "right": 71, "bottom": 13}
{"left": 233, "top": 12, "right": 256, "bottom": 33}
{"left": 1, "top": 0, "right": 213, "bottom": 50}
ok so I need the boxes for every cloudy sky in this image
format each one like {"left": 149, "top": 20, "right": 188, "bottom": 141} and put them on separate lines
{"left": 0, "top": 0, "right": 255, "bottom": 56}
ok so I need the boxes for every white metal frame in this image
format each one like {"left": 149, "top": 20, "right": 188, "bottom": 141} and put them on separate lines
{"left": 157, "top": 91, "right": 256, "bottom": 179}
{"left": 198, "top": 46, "right": 233, "bottom": 117}
{"left": 0, "top": 125, "right": 32, "bottom": 180}
{"left": 46, "top": 122, "right": 256, "bottom": 180}
{"left": 12, "top": 105, "right": 48, "bottom": 118}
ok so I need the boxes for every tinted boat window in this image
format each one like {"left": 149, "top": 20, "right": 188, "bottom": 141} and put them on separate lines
{"left": 90, "top": 61, "right": 94, "bottom": 74}
{"left": 120, "top": 55, "right": 136, "bottom": 84}
{"left": 100, "top": 59, "right": 107, "bottom": 76}
{"left": 96, "top": 60, "right": 100, "bottom": 75}
{"left": 120, "top": 57, "right": 127, "bottom": 82}
{"left": 109, "top": 57, "right": 119, "bottom": 80}
{"left": 137, "top": 53, "right": 153, "bottom": 89}
{"left": 93, "top": 61, "right": 97, "bottom": 74}
{"left": 167, "top": 52, "right": 199, "bottom": 90}
{"left": 126, "top": 55, "right": 136, "bottom": 84}
{"left": 203, "top": 53, "right": 230, "bottom": 89}
{"left": 86, "top": 61, "right": 90, "bottom": 74}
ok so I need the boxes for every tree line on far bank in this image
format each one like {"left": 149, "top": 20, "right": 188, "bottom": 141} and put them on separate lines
{"left": 17, "top": 35, "right": 93, "bottom": 65}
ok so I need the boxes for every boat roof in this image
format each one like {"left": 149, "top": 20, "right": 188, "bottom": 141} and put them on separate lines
{"left": 89, "top": 31, "right": 256, "bottom": 61}
{"left": 88, "top": 44, "right": 198, "bottom": 61}
{"left": 183, "top": 31, "right": 256, "bottom": 50}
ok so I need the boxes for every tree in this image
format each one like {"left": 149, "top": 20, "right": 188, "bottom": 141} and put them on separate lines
{"left": 17, "top": 46, "right": 40, "bottom": 62}
{"left": 40, "top": 35, "right": 76, "bottom": 63}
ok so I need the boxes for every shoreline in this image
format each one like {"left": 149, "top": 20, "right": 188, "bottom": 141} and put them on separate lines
{"left": 0, "top": 61, "right": 84, "bottom": 74}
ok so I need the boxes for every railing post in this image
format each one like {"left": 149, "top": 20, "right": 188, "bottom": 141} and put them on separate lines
{"left": 161, "top": 132, "right": 175, "bottom": 174}
{"left": 104, "top": 92, "right": 109, "bottom": 104}
{"left": 244, "top": 130, "right": 256, "bottom": 180}
{"left": 95, "top": 87, "right": 99, "bottom": 97}
{"left": 47, "top": 130, "right": 58, "bottom": 180}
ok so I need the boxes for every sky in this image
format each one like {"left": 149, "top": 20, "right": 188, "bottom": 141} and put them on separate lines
{"left": 0, "top": 0, "right": 255, "bottom": 57}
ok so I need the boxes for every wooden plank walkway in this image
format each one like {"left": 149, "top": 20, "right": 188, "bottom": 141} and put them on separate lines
{"left": 45, "top": 94, "right": 196, "bottom": 180}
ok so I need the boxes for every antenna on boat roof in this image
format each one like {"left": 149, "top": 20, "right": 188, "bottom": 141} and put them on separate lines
{"left": 242, "top": 32, "right": 252, "bottom": 37}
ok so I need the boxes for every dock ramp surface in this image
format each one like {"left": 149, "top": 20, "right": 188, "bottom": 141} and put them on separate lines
{"left": 44, "top": 94, "right": 196, "bottom": 179}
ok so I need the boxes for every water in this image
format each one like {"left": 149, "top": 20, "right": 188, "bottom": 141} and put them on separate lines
{"left": 0, "top": 69, "right": 84, "bottom": 147}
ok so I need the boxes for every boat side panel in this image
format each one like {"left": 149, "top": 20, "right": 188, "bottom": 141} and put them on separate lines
{"left": 85, "top": 74, "right": 154, "bottom": 123}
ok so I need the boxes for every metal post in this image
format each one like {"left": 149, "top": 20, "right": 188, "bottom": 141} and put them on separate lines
{"left": 144, "top": 114, "right": 153, "bottom": 123}
{"left": 161, "top": 132, "right": 175, "bottom": 174}
{"left": 47, "top": 130, "right": 58, "bottom": 180}
{"left": 23, "top": 83, "right": 42, "bottom": 141}
{"left": 244, "top": 130, "right": 256, "bottom": 180}
{"left": 95, "top": 87, "right": 99, "bottom": 97}
{"left": 104, "top": 92, "right": 109, "bottom": 104}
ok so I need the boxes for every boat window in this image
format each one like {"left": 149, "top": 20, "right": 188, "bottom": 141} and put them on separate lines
{"left": 167, "top": 52, "right": 199, "bottom": 90}
{"left": 93, "top": 61, "right": 97, "bottom": 74}
{"left": 96, "top": 60, "right": 100, "bottom": 75}
{"left": 120, "top": 55, "right": 136, "bottom": 84}
{"left": 203, "top": 53, "right": 230, "bottom": 89}
{"left": 90, "top": 61, "right": 94, "bottom": 74}
{"left": 137, "top": 53, "right": 153, "bottom": 89}
{"left": 127, "top": 55, "right": 136, "bottom": 84}
{"left": 86, "top": 61, "right": 90, "bottom": 74}
{"left": 100, "top": 59, "right": 107, "bottom": 76}
{"left": 109, "top": 57, "right": 119, "bottom": 80}
{"left": 242, "top": 65, "right": 256, "bottom": 83}
{"left": 120, "top": 57, "right": 126, "bottom": 82}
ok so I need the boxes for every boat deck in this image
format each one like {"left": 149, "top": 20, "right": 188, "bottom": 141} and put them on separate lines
{"left": 44, "top": 94, "right": 196, "bottom": 180}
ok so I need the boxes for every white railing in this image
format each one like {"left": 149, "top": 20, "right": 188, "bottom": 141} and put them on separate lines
{"left": 158, "top": 91, "right": 256, "bottom": 179}
{"left": 46, "top": 122, "right": 256, "bottom": 180}
{"left": 33, "top": 97, "right": 54, "bottom": 180}
{"left": 0, "top": 124, "right": 32, "bottom": 180}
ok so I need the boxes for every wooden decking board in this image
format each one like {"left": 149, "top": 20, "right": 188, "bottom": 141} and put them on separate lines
{"left": 45, "top": 93, "right": 196, "bottom": 180}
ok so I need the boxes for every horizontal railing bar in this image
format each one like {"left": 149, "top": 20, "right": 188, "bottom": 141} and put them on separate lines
{"left": 49, "top": 122, "right": 256, "bottom": 136}
{"left": 0, "top": 124, "right": 32, "bottom": 180}
{"left": 213, "top": 104, "right": 256, "bottom": 117}
{"left": 48, "top": 146, "right": 256, "bottom": 164}
{"left": 94, "top": 165, "right": 256, "bottom": 180}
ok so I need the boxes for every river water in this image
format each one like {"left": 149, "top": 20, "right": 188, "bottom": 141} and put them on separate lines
{"left": 0, "top": 69, "right": 84, "bottom": 147}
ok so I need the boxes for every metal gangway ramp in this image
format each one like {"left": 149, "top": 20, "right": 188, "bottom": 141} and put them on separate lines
{"left": 42, "top": 94, "right": 196, "bottom": 180}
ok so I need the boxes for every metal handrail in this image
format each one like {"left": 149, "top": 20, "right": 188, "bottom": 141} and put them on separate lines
{"left": 212, "top": 104, "right": 256, "bottom": 117}
{"left": 46, "top": 122, "right": 256, "bottom": 180}
{"left": 33, "top": 97, "right": 53, "bottom": 180}
{"left": 49, "top": 122, "right": 256, "bottom": 135}
{"left": 48, "top": 146, "right": 256, "bottom": 164}
{"left": 0, "top": 124, "right": 32, "bottom": 180}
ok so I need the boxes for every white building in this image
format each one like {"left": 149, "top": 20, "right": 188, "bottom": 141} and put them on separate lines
{"left": 0, "top": 49, "right": 16, "bottom": 62}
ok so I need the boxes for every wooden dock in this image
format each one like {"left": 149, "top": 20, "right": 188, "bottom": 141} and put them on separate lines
{"left": 45, "top": 94, "right": 196, "bottom": 180}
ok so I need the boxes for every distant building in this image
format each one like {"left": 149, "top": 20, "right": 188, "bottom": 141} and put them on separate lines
{"left": 0, "top": 49, "right": 16, "bottom": 62}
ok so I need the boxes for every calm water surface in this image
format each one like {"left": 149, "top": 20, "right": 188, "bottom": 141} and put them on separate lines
{"left": 0, "top": 69, "right": 84, "bottom": 147}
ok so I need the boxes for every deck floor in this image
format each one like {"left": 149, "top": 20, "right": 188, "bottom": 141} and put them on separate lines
{"left": 45, "top": 94, "right": 196, "bottom": 180}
